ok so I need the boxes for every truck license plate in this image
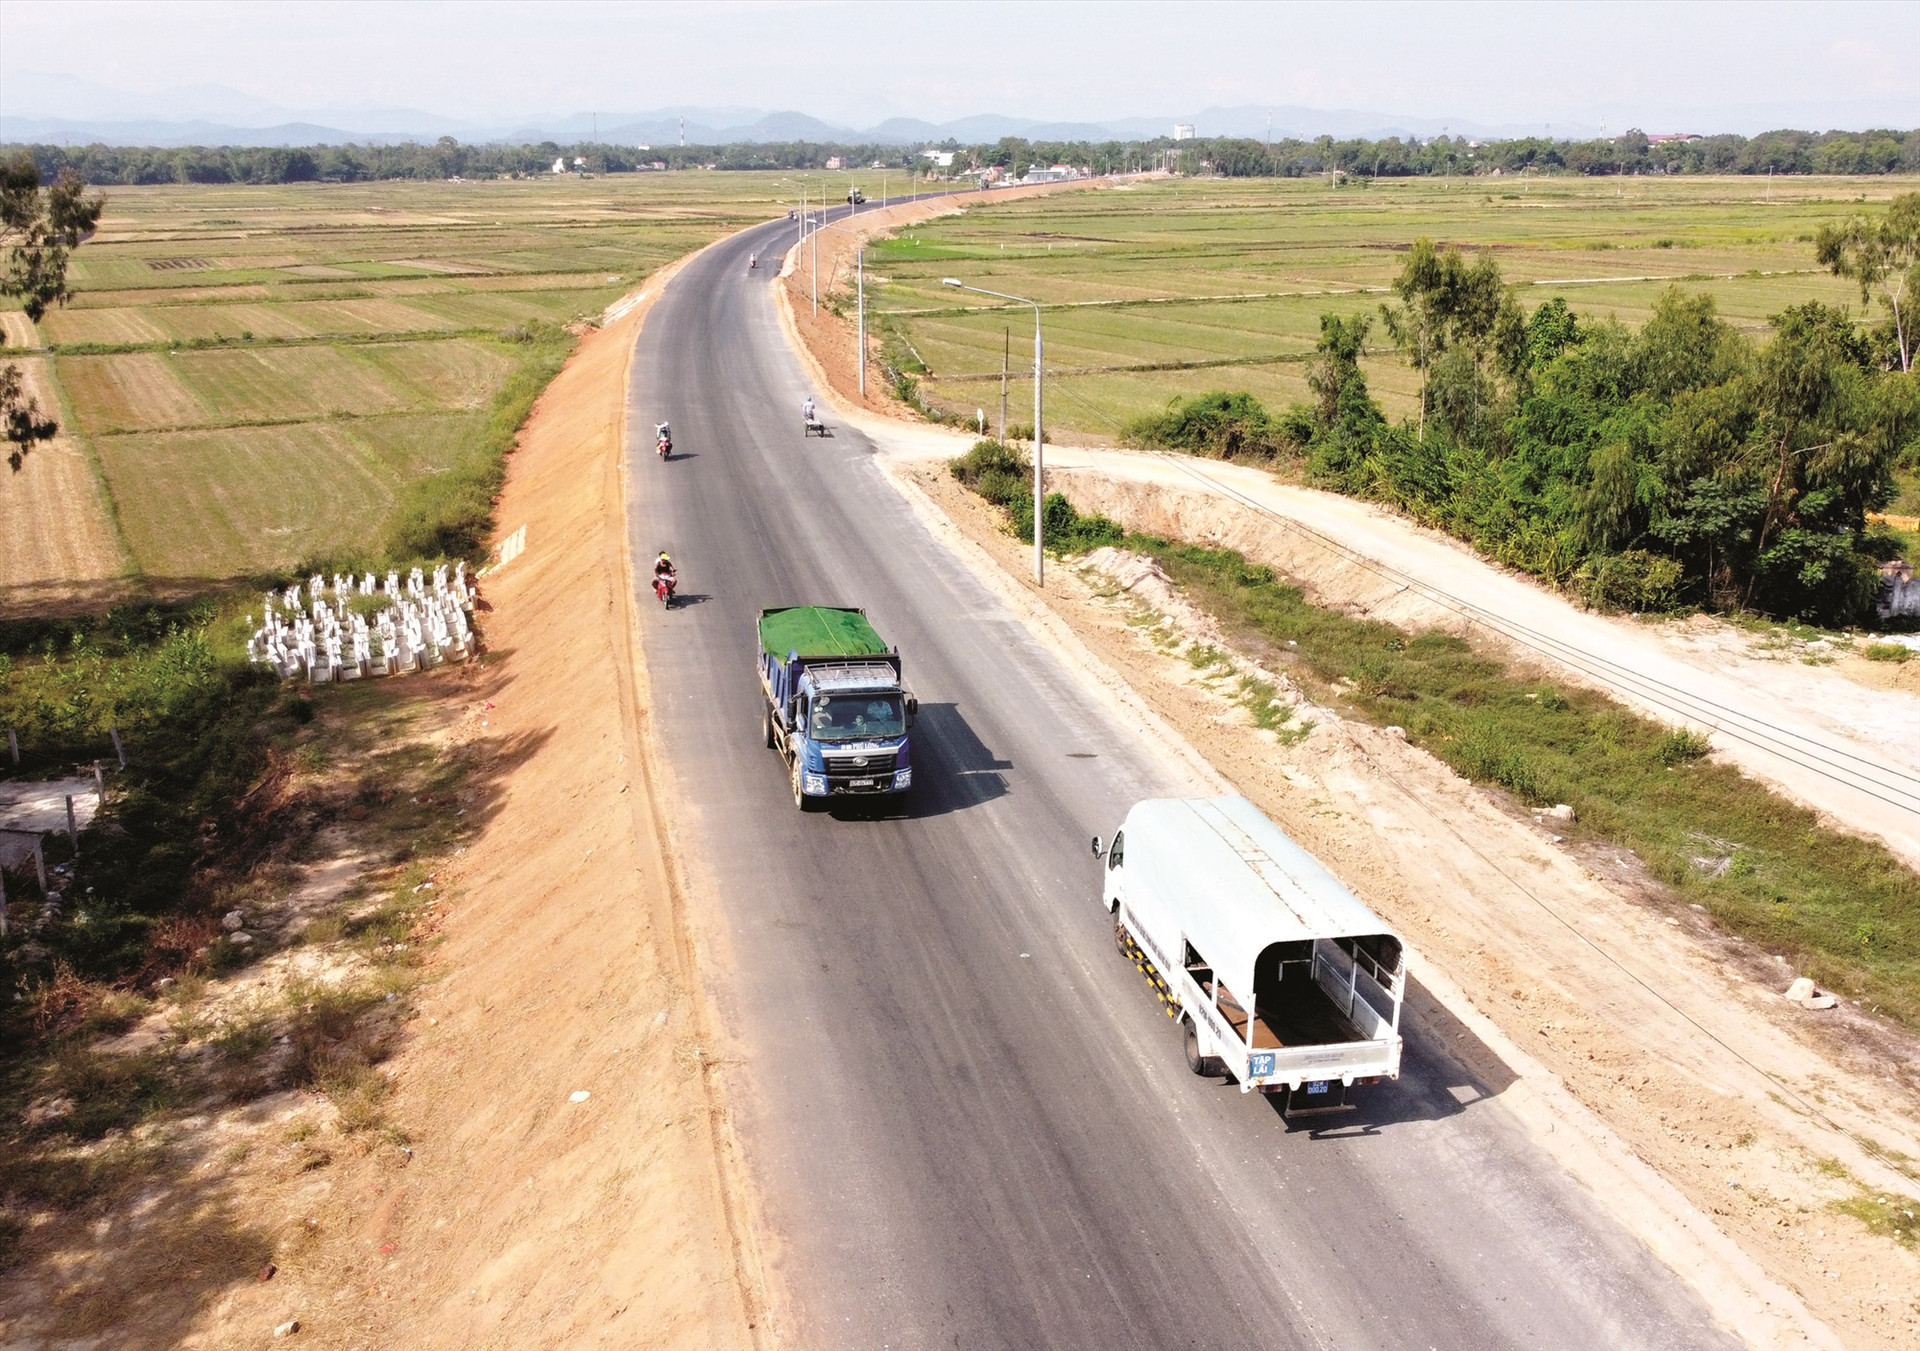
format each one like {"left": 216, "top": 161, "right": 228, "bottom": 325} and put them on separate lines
{"left": 1306, "top": 1080, "right": 1330, "bottom": 1095}
{"left": 849, "top": 778, "right": 875, "bottom": 788}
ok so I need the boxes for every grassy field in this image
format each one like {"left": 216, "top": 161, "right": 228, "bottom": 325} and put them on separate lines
{"left": 866, "top": 174, "right": 1906, "bottom": 436}
{"left": 2, "top": 173, "right": 799, "bottom": 606}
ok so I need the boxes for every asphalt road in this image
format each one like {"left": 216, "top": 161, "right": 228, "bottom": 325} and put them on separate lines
{"left": 625, "top": 208, "right": 1739, "bottom": 1350}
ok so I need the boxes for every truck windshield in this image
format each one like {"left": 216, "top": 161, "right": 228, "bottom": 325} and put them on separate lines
{"left": 810, "top": 694, "right": 906, "bottom": 741}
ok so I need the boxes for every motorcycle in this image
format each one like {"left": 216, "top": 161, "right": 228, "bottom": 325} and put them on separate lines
{"left": 655, "top": 421, "right": 672, "bottom": 459}
{"left": 748, "top": 254, "right": 757, "bottom": 271}
{"left": 653, "top": 569, "right": 678, "bottom": 608}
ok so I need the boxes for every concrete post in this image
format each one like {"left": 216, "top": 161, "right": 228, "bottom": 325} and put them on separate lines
{"left": 65, "top": 795, "right": 78, "bottom": 853}
{"left": 34, "top": 837, "right": 46, "bottom": 893}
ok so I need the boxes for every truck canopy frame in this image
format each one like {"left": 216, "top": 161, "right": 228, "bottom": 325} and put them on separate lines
{"left": 1124, "top": 797, "right": 1402, "bottom": 1006}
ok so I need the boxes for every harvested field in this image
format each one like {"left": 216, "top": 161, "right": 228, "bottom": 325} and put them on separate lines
{"left": 57, "top": 351, "right": 210, "bottom": 433}
{"left": 94, "top": 415, "right": 456, "bottom": 579}
{"left": 351, "top": 340, "right": 516, "bottom": 409}
{"left": 0, "top": 312, "right": 39, "bottom": 347}
{"left": 0, "top": 357, "right": 132, "bottom": 613}
{"left": 167, "top": 344, "right": 414, "bottom": 422}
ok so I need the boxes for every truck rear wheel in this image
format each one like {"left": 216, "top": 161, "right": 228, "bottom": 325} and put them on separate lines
{"left": 1183, "top": 1019, "right": 1225, "bottom": 1078}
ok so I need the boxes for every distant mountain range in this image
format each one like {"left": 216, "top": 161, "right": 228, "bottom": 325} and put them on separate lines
{"left": 4, "top": 72, "right": 1912, "bottom": 149}
{"left": 0, "top": 74, "right": 1605, "bottom": 147}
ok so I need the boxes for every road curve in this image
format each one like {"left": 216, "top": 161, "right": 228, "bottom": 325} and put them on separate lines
{"left": 624, "top": 209, "right": 1738, "bottom": 1350}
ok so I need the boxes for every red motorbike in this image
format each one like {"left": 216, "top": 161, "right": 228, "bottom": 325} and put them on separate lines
{"left": 653, "top": 569, "right": 678, "bottom": 608}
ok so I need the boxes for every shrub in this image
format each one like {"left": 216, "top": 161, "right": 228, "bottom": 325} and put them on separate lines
{"left": 1864, "top": 642, "right": 1912, "bottom": 663}
{"left": 1122, "top": 390, "right": 1296, "bottom": 461}
{"left": 1578, "top": 549, "right": 1685, "bottom": 612}
{"left": 1656, "top": 727, "right": 1713, "bottom": 765}
{"left": 1008, "top": 491, "right": 1124, "bottom": 553}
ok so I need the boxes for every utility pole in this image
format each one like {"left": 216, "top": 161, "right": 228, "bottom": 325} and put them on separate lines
{"left": 944, "top": 279, "right": 1043, "bottom": 586}
{"left": 1000, "top": 327, "right": 1010, "bottom": 445}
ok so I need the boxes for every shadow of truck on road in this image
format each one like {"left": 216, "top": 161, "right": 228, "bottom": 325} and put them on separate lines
{"left": 898, "top": 702, "right": 1011, "bottom": 819}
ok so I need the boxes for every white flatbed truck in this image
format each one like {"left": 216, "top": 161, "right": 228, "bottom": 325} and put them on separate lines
{"left": 1093, "top": 795, "right": 1405, "bottom": 1116}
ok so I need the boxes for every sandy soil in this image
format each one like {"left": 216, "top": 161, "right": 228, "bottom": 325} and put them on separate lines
{"left": 195, "top": 264, "right": 770, "bottom": 1349}
{"left": 903, "top": 463, "right": 1920, "bottom": 1350}
{"left": 0, "top": 355, "right": 134, "bottom": 617}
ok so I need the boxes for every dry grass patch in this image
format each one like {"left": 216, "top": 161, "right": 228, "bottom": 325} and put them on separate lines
{"left": 0, "top": 357, "right": 132, "bottom": 614}
{"left": 58, "top": 351, "right": 210, "bottom": 432}
{"left": 94, "top": 419, "right": 417, "bottom": 577}
{"left": 167, "top": 345, "right": 410, "bottom": 422}
{"left": 353, "top": 339, "right": 516, "bottom": 410}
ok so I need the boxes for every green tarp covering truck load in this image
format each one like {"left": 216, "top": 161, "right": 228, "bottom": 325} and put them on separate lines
{"left": 757, "top": 606, "right": 917, "bottom": 810}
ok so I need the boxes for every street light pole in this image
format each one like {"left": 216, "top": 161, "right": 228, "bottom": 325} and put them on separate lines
{"left": 944, "top": 278, "right": 1044, "bottom": 587}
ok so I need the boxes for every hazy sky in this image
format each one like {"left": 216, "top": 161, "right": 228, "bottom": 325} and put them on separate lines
{"left": 4, "top": 0, "right": 1916, "bottom": 132}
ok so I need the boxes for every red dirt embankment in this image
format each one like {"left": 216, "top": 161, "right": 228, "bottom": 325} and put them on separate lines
{"left": 292, "top": 262, "right": 769, "bottom": 1348}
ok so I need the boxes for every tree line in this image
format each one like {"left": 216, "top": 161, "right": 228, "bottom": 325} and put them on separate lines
{"left": 1126, "top": 196, "right": 1920, "bottom": 626}
{"left": 6, "top": 124, "right": 1918, "bottom": 187}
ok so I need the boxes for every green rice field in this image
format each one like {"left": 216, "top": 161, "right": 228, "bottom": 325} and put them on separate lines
{"left": 4, "top": 173, "right": 801, "bottom": 595}
{"left": 865, "top": 174, "right": 1907, "bottom": 435}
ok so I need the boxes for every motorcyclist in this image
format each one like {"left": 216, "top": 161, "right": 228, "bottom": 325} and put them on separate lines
{"left": 801, "top": 396, "right": 816, "bottom": 423}
{"left": 653, "top": 551, "right": 675, "bottom": 581}
{"left": 749, "top": 252, "right": 757, "bottom": 270}
{"left": 655, "top": 421, "right": 671, "bottom": 455}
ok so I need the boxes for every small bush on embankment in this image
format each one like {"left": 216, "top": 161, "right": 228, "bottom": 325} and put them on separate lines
{"left": 950, "top": 440, "right": 1123, "bottom": 551}
{"left": 1134, "top": 536, "right": 1920, "bottom": 1029}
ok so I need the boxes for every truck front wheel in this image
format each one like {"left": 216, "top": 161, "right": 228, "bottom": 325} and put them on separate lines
{"left": 791, "top": 760, "right": 816, "bottom": 812}
{"left": 1183, "top": 1019, "right": 1225, "bottom": 1078}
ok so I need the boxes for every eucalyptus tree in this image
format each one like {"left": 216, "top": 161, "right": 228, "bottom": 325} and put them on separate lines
{"left": 1815, "top": 192, "right": 1920, "bottom": 372}
{"left": 1, "top": 152, "right": 104, "bottom": 473}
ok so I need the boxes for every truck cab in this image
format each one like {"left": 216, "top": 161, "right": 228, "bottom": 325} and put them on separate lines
{"left": 759, "top": 606, "right": 916, "bottom": 810}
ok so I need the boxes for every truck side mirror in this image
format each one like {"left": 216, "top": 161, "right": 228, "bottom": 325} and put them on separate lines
{"left": 905, "top": 695, "right": 919, "bottom": 724}
{"left": 1090, "top": 835, "right": 1104, "bottom": 859}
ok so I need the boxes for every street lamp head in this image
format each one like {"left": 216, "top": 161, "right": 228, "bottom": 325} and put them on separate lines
{"left": 942, "top": 278, "right": 963, "bottom": 287}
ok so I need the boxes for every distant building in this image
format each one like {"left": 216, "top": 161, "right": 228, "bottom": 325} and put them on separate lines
{"left": 1647, "top": 133, "right": 1704, "bottom": 145}
{"left": 921, "top": 149, "right": 956, "bottom": 168}
{"left": 1021, "top": 164, "right": 1081, "bottom": 185}
{"left": 572, "top": 157, "right": 587, "bottom": 168}
{"left": 636, "top": 142, "right": 651, "bottom": 151}
{"left": 1172, "top": 123, "right": 1196, "bottom": 140}
{"left": 826, "top": 155, "right": 844, "bottom": 170}
{"left": 551, "top": 157, "right": 567, "bottom": 174}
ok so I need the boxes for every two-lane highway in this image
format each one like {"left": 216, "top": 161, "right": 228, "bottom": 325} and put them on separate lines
{"left": 624, "top": 210, "right": 1738, "bottom": 1349}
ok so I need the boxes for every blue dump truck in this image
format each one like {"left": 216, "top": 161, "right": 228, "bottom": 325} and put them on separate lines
{"left": 759, "top": 606, "right": 917, "bottom": 810}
